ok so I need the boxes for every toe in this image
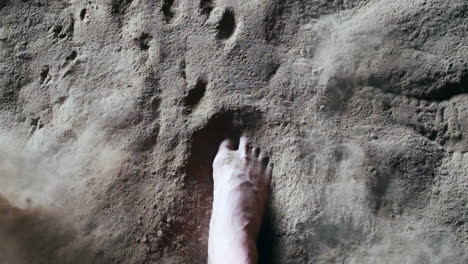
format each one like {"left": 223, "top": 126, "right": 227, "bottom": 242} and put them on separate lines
{"left": 252, "top": 147, "right": 260, "bottom": 158}
{"left": 265, "top": 164, "right": 273, "bottom": 184}
{"left": 260, "top": 155, "right": 270, "bottom": 170}
{"left": 218, "top": 138, "right": 234, "bottom": 153}
{"left": 239, "top": 136, "right": 251, "bottom": 156}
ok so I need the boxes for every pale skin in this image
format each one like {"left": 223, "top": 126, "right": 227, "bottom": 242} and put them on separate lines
{"left": 208, "top": 136, "right": 272, "bottom": 264}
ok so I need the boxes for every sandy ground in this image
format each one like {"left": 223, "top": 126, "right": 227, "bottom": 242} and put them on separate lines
{"left": 0, "top": 0, "right": 466, "bottom": 263}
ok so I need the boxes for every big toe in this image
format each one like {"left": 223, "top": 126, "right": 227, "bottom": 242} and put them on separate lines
{"left": 239, "top": 136, "right": 251, "bottom": 156}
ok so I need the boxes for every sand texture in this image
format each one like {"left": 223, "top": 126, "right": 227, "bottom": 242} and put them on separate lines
{"left": 0, "top": 0, "right": 467, "bottom": 263}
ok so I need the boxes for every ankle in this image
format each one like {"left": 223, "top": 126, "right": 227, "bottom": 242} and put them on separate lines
{"left": 208, "top": 235, "right": 257, "bottom": 264}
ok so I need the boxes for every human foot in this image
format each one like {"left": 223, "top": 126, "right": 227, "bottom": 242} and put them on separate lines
{"left": 208, "top": 136, "right": 272, "bottom": 264}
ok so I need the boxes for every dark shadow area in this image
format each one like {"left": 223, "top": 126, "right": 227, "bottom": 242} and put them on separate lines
{"left": 162, "top": 0, "right": 175, "bottom": 23}
{"left": 263, "top": 0, "right": 361, "bottom": 43}
{"left": 200, "top": 0, "right": 214, "bottom": 17}
{"left": 421, "top": 69, "right": 468, "bottom": 101}
{"left": 109, "top": 0, "right": 133, "bottom": 26}
{"left": 111, "top": 0, "right": 133, "bottom": 16}
{"left": 367, "top": 67, "right": 467, "bottom": 102}
{"left": 257, "top": 202, "right": 275, "bottom": 264}
{"left": 135, "top": 32, "right": 152, "bottom": 50}
{"left": 79, "top": 8, "right": 86, "bottom": 20}
{"left": 0, "top": 195, "right": 109, "bottom": 264}
{"left": 183, "top": 78, "right": 207, "bottom": 110}
{"left": 0, "top": 0, "right": 9, "bottom": 10}
{"left": 216, "top": 9, "right": 236, "bottom": 40}
{"left": 52, "top": 24, "right": 63, "bottom": 37}
{"left": 179, "top": 59, "right": 186, "bottom": 80}
{"left": 40, "top": 65, "right": 50, "bottom": 83}
{"left": 265, "top": 62, "right": 281, "bottom": 81}
{"left": 65, "top": 50, "right": 77, "bottom": 61}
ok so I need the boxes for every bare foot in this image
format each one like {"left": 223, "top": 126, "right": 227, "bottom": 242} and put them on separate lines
{"left": 208, "top": 136, "right": 272, "bottom": 264}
